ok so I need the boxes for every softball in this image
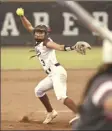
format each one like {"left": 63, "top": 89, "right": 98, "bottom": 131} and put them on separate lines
{"left": 16, "top": 8, "right": 24, "bottom": 16}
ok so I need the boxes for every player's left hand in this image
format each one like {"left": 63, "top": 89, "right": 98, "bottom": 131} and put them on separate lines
{"left": 73, "top": 41, "right": 91, "bottom": 55}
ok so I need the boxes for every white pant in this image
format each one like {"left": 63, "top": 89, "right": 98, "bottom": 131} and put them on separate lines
{"left": 35, "top": 66, "right": 67, "bottom": 101}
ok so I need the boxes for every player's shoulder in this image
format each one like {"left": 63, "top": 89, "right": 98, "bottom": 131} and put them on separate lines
{"left": 48, "top": 37, "right": 53, "bottom": 42}
{"left": 46, "top": 37, "right": 53, "bottom": 43}
{"left": 43, "top": 37, "right": 53, "bottom": 46}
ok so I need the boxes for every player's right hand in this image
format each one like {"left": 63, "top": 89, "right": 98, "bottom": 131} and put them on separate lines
{"left": 16, "top": 8, "right": 24, "bottom": 16}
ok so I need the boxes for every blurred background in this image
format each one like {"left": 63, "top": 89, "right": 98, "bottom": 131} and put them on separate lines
{"left": 1, "top": 0, "right": 112, "bottom": 69}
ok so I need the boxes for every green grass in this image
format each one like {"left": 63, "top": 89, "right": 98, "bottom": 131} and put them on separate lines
{"left": 1, "top": 47, "right": 102, "bottom": 69}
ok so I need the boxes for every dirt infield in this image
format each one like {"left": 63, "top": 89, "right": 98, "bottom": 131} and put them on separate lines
{"left": 1, "top": 69, "right": 96, "bottom": 130}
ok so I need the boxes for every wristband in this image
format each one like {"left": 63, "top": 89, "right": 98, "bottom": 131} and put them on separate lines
{"left": 64, "top": 45, "right": 74, "bottom": 51}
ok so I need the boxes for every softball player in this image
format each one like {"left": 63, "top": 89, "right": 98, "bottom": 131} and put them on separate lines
{"left": 16, "top": 8, "right": 91, "bottom": 124}
{"left": 72, "top": 40, "right": 112, "bottom": 130}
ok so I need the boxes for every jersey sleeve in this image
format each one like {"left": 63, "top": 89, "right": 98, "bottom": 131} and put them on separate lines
{"left": 43, "top": 37, "right": 53, "bottom": 46}
{"left": 92, "top": 81, "right": 112, "bottom": 106}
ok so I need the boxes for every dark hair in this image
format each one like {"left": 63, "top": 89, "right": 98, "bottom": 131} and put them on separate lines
{"left": 78, "top": 64, "right": 112, "bottom": 106}
{"left": 33, "top": 25, "right": 50, "bottom": 34}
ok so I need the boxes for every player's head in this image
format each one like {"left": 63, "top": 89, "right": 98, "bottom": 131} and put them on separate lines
{"left": 33, "top": 25, "right": 50, "bottom": 42}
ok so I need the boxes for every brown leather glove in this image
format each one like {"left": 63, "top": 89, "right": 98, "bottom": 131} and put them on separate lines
{"left": 73, "top": 41, "right": 91, "bottom": 55}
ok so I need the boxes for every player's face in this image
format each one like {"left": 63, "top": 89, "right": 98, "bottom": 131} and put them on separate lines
{"left": 34, "top": 31, "right": 45, "bottom": 41}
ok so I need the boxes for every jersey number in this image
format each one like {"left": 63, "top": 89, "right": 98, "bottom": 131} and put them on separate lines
{"left": 41, "top": 59, "right": 45, "bottom": 66}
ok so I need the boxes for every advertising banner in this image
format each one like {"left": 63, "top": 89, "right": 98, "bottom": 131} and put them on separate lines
{"left": 1, "top": 1, "right": 112, "bottom": 46}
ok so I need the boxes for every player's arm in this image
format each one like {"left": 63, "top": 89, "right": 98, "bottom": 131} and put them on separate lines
{"left": 46, "top": 41, "right": 91, "bottom": 54}
{"left": 16, "top": 8, "right": 34, "bottom": 32}
{"left": 45, "top": 41, "right": 74, "bottom": 51}
{"left": 20, "top": 16, "right": 34, "bottom": 32}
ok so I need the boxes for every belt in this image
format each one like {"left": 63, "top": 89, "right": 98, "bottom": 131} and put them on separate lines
{"left": 54, "top": 63, "right": 60, "bottom": 66}
{"left": 45, "top": 63, "right": 60, "bottom": 74}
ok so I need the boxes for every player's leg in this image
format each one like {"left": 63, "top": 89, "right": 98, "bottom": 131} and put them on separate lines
{"left": 64, "top": 97, "right": 78, "bottom": 113}
{"left": 34, "top": 76, "right": 58, "bottom": 124}
{"left": 52, "top": 66, "right": 80, "bottom": 124}
{"left": 52, "top": 66, "right": 78, "bottom": 113}
{"left": 35, "top": 76, "right": 53, "bottom": 112}
{"left": 39, "top": 94, "right": 53, "bottom": 112}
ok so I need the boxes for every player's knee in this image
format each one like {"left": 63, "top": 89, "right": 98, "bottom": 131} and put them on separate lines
{"left": 34, "top": 85, "right": 45, "bottom": 97}
{"left": 57, "top": 96, "right": 68, "bottom": 103}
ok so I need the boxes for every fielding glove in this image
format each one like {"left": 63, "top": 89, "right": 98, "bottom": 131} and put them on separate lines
{"left": 73, "top": 41, "right": 91, "bottom": 55}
